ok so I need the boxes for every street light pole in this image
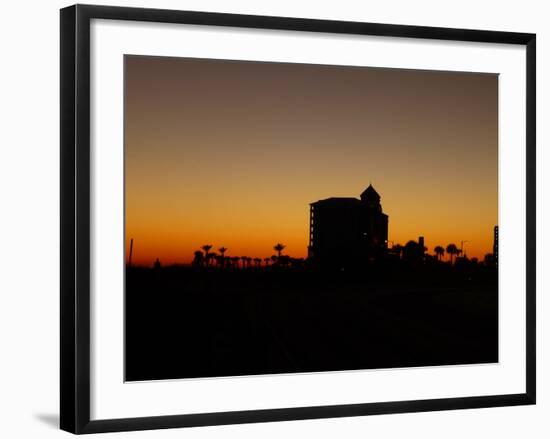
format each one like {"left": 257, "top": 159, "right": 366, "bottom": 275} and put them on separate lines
{"left": 128, "top": 238, "right": 134, "bottom": 267}
{"left": 460, "top": 240, "right": 468, "bottom": 258}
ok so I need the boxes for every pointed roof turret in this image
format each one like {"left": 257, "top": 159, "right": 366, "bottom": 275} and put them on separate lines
{"left": 360, "top": 184, "right": 380, "bottom": 203}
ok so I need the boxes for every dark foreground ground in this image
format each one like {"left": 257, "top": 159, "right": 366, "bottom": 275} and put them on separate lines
{"left": 125, "top": 265, "right": 498, "bottom": 381}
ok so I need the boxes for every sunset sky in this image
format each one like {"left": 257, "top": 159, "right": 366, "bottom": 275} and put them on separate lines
{"left": 125, "top": 55, "right": 498, "bottom": 265}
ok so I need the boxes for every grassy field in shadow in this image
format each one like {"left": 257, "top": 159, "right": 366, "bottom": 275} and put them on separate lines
{"left": 125, "top": 265, "right": 498, "bottom": 381}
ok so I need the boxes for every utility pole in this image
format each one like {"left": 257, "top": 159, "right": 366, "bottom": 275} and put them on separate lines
{"left": 460, "top": 240, "right": 468, "bottom": 258}
{"left": 128, "top": 238, "right": 134, "bottom": 267}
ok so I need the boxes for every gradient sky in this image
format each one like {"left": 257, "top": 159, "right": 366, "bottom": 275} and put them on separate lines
{"left": 125, "top": 55, "right": 498, "bottom": 265}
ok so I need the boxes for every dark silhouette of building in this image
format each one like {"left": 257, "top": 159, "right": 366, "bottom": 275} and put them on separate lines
{"left": 308, "top": 184, "right": 388, "bottom": 268}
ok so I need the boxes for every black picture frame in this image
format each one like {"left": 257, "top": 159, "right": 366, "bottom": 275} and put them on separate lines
{"left": 60, "top": 4, "right": 536, "bottom": 434}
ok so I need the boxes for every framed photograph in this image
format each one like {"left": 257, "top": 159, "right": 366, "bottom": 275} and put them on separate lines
{"left": 60, "top": 4, "right": 536, "bottom": 434}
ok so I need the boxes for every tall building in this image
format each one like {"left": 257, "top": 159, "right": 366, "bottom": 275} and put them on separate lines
{"left": 308, "top": 184, "right": 389, "bottom": 269}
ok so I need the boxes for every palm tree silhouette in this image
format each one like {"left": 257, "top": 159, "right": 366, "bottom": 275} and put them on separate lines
{"left": 253, "top": 257, "right": 262, "bottom": 268}
{"left": 218, "top": 247, "right": 227, "bottom": 268}
{"left": 404, "top": 240, "right": 421, "bottom": 261}
{"left": 192, "top": 250, "right": 204, "bottom": 267}
{"left": 273, "top": 243, "right": 286, "bottom": 258}
{"left": 201, "top": 244, "right": 213, "bottom": 266}
{"left": 231, "top": 256, "right": 240, "bottom": 268}
{"left": 241, "top": 256, "right": 250, "bottom": 268}
{"left": 264, "top": 257, "right": 271, "bottom": 266}
{"left": 446, "top": 243, "right": 458, "bottom": 264}
{"left": 208, "top": 251, "right": 218, "bottom": 266}
{"left": 434, "top": 246, "right": 445, "bottom": 261}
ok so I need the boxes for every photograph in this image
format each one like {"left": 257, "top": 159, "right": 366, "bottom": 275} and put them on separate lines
{"left": 124, "top": 55, "right": 499, "bottom": 382}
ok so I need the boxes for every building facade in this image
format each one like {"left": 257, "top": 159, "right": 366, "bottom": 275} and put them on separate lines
{"left": 308, "top": 184, "right": 389, "bottom": 269}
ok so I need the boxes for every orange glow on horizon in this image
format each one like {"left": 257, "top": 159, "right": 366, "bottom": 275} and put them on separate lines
{"left": 125, "top": 56, "right": 498, "bottom": 266}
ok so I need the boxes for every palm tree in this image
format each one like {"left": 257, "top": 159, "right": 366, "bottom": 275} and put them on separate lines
{"left": 231, "top": 256, "right": 240, "bottom": 268}
{"left": 192, "top": 250, "right": 204, "bottom": 267}
{"left": 273, "top": 243, "right": 286, "bottom": 258}
{"left": 201, "top": 244, "right": 212, "bottom": 266}
{"left": 434, "top": 246, "right": 445, "bottom": 261}
{"left": 404, "top": 240, "right": 421, "bottom": 261}
{"left": 253, "top": 257, "right": 262, "bottom": 268}
{"left": 208, "top": 251, "right": 217, "bottom": 267}
{"left": 264, "top": 257, "right": 271, "bottom": 266}
{"left": 446, "top": 243, "right": 458, "bottom": 264}
{"left": 218, "top": 246, "right": 227, "bottom": 268}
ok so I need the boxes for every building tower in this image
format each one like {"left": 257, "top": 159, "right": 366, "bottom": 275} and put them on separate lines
{"left": 308, "top": 184, "right": 388, "bottom": 269}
